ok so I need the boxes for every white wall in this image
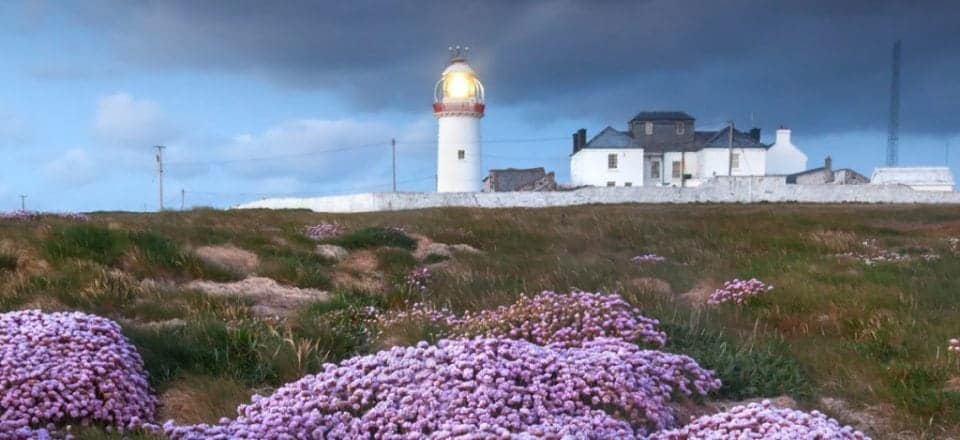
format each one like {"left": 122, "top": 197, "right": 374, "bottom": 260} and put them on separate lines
{"left": 661, "top": 152, "right": 701, "bottom": 187}
{"left": 570, "top": 148, "right": 644, "bottom": 187}
{"left": 699, "top": 148, "right": 766, "bottom": 178}
{"left": 767, "top": 129, "right": 808, "bottom": 175}
{"left": 235, "top": 178, "right": 960, "bottom": 214}
{"left": 437, "top": 115, "right": 482, "bottom": 192}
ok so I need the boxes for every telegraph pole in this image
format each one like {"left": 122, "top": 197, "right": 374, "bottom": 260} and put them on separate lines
{"left": 181, "top": 189, "right": 185, "bottom": 210}
{"left": 18, "top": 194, "right": 26, "bottom": 211}
{"left": 727, "top": 121, "right": 735, "bottom": 176}
{"left": 154, "top": 145, "right": 166, "bottom": 211}
{"left": 391, "top": 138, "right": 397, "bottom": 192}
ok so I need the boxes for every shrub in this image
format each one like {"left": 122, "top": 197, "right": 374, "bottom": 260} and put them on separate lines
{"left": 650, "top": 400, "right": 868, "bottom": 439}
{"left": 329, "top": 227, "right": 416, "bottom": 251}
{"left": 158, "top": 338, "right": 720, "bottom": 438}
{"left": 0, "top": 311, "right": 157, "bottom": 434}
{"left": 707, "top": 278, "right": 773, "bottom": 305}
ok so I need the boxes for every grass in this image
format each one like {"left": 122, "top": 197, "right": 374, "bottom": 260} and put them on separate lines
{"left": 329, "top": 227, "right": 417, "bottom": 250}
{"left": 2, "top": 204, "right": 960, "bottom": 436}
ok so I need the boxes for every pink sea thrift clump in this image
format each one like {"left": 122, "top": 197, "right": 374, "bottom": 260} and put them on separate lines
{"left": 0, "top": 310, "right": 157, "bottom": 438}
{"left": 303, "top": 222, "right": 344, "bottom": 240}
{"left": 707, "top": 278, "right": 773, "bottom": 305}
{"left": 458, "top": 291, "right": 668, "bottom": 348}
{"left": 160, "top": 337, "right": 721, "bottom": 439}
{"left": 949, "top": 338, "right": 960, "bottom": 354}
{"left": 650, "top": 400, "right": 870, "bottom": 439}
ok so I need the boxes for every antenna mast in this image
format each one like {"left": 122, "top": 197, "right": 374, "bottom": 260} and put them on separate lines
{"left": 886, "top": 40, "right": 901, "bottom": 167}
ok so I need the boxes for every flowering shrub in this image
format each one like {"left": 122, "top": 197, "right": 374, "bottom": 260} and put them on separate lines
{"left": 458, "top": 291, "right": 667, "bottom": 348}
{"left": 159, "top": 338, "right": 720, "bottom": 438}
{"left": 377, "top": 291, "right": 668, "bottom": 348}
{"left": 707, "top": 278, "right": 773, "bottom": 305}
{"left": 632, "top": 253, "right": 667, "bottom": 263}
{"left": 405, "top": 266, "right": 432, "bottom": 291}
{"left": 0, "top": 311, "right": 157, "bottom": 436}
{"left": 650, "top": 400, "right": 869, "bottom": 439}
{"left": 949, "top": 338, "right": 960, "bottom": 354}
{"left": 303, "top": 222, "right": 344, "bottom": 240}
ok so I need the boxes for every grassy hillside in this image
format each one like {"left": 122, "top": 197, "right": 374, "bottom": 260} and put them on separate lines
{"left": 1, "top": 204, "right": 959, "bottom": 438}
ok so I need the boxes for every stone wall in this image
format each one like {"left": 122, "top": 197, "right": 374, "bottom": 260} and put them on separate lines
{"left": 235, "top": 177, "right": 960, "bottom": 213}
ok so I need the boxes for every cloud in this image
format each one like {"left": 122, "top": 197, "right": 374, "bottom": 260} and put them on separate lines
{"left": 43, "top": 148, "right": 98, "bottom": 185}
{"left": 213, "top": 118, "right": 429, "bottom": 188}
{"left": 0, "top": 110, "right": 30, "bottom": 147}
{"left": 93, "top": 93, "right": 179, "bottom": 148}
{"left": 73, "top": 0, "right": 960, "bottom": 136}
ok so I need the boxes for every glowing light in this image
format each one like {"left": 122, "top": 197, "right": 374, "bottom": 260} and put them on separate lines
{"left": 444, "top": 72, "right": 475, "bottom": 99}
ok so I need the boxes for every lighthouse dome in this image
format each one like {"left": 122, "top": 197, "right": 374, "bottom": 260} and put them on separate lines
{"left": 435, "top": 59, "right": 484, "bottom": 104}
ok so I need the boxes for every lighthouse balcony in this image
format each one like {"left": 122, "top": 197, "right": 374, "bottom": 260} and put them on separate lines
{"left": 433, "top": 102, "right": 485, "bottom": 116}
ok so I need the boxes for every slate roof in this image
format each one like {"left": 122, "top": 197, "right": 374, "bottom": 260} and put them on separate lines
{"left": 699, "top": 126, "right": 769, "bottom": 149}
{"left": 583, "top": 126, "right": 638, "bottom": 149}
{"left": 581, "top": 126, "right": 768, "bottom": 152}
{"left": 630, "top": 111, "right": 695, "bottom": 122}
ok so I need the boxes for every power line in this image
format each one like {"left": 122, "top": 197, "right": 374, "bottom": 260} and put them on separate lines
{"left": 164, "top": 142, "right": 389, "bottom": 168}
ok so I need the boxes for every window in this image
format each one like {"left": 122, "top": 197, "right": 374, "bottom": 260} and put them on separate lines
{"left": 731, "top": 153, "right": 740, "bottom": 169}
{"left": 644, "top": 122, "right": 653, "bottom": 135}
{"left": 651, "top": 161, "right": 661, "bottom": 179}
{"left": 607, "top": 153, "right": 618, "bottom": 169}
{"left": 624, "top": 182, "right": 632, "bottom": 187}
{"left": 676, "top": 121, "right": 685, "bottom": 135}
{"left": 457, "top": 150, "right": 465, "bottom": 160}
{"left": 672, "top": 161, "right": 682, "bottom": 178}
{"left": 606, "top": 181, "right": 616, "bottom": 187}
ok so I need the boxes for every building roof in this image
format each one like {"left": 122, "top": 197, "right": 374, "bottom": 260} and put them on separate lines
{"left": 630, "top": 111, "right": 695, "bottom": 122}
{"left": 870, "top": 167, "right": 955, "bottom": 186}
{"left": 584, "top": 126, "right": 637, "bottom": 149}
{"left": 786, "top": 167, "right": 868, "bottom": 184}
{"left": 699, "top": 126, "right": 768, "bottom": 149}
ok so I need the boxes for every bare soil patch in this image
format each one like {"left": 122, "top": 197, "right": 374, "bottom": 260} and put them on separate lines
{"left": 194, "top": 244, "right": 259, "bottom": 275}
{"left": 186, "top": 277, "right": 327, "bottom": 318}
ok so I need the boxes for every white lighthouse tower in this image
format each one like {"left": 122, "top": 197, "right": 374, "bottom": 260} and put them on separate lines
{"left": 434, "top": 46, "right": 485, "bottom": 192}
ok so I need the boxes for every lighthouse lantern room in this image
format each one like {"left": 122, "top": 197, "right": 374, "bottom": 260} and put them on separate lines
{"left": 434, "top": 46, "right": 485, "bottom": 192}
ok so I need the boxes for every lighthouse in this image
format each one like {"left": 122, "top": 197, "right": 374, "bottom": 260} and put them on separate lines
{"left": 434, "top": 46, "right": 485, "bottom": 192}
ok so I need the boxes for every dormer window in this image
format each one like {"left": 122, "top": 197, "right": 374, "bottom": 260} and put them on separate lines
{"left": 676, "top": 121, "right": 685, "bottom": 135}
{"left": 644, "top": 122, "right": 653, "bottom": 135}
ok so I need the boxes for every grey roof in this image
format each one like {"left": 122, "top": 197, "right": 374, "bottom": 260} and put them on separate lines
{"left": 584, "top": 126, "right": 637, "bottom": 148}
{"left": 699, "top": 126, "right": 768, "bottom": 149}
{"left": 630, "top": 111, "right": 695, "bottom": 122}
{"left": 785, "top": 167, "right": 826, "bottom": 183}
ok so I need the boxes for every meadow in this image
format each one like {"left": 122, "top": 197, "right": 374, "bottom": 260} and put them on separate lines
{"left": 1, "top": 204, "right": 959, "bottom": 438}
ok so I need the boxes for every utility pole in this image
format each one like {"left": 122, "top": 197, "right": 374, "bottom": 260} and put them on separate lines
{"left": 887, "top": 40, "right": 901, "bottom": 167}
{"left": 18, "top": 194, "right": 26, "bottom": 211}
{"left": 391, "top": 138, "right": 397, "bottom": 192}
{"left": 181, "top": 189, "right": 185, "bottom": 210}
{"left": 727, "top": 120, "right": 735, "bottom": 177}
{"left": 154, "top": 145, "right": 166, "bottom": 211}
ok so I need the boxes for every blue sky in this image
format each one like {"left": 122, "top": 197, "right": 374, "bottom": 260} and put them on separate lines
{"left": 0, "top": 1, "right": 957, "bottom": 212}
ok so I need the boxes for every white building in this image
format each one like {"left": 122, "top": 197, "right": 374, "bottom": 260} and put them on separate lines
{"left": 434, "top": 47, "right": 485, "bottom": 192}
{"left": 871, "top": 167, "right": 955, "bottom": 191}
{"left": 570, "top": 111, "right": 768, "bottom": 187}
{"left": 766, "top": 127, "right": 808, "bottom": 175}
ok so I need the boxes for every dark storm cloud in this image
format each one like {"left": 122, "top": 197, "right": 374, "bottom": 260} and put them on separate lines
{"left": 72, "top": 0, "right": 959, "bottom": 135}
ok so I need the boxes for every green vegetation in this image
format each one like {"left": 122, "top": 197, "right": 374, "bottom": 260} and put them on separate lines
{"left": 1, "top": 204, "right": 959, "bottom": 436}
{"left": 0, "top": 253, "right": 17, "bottom": 271}
{"left": 330, "top": 226, "right": 417, "bottom": 250}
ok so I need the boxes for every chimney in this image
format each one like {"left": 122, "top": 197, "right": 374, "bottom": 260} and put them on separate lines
{"left": 824, "top": 155, "right": 832, "bottom": 173}
{"left": 775, "top": 126, "right": 791, "bottom": 146}
{"left": 749, "top": 128, "right": 761, "bottom": 142}
{"left": 572, "top": 128, "right": 586, "bottom": 153}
